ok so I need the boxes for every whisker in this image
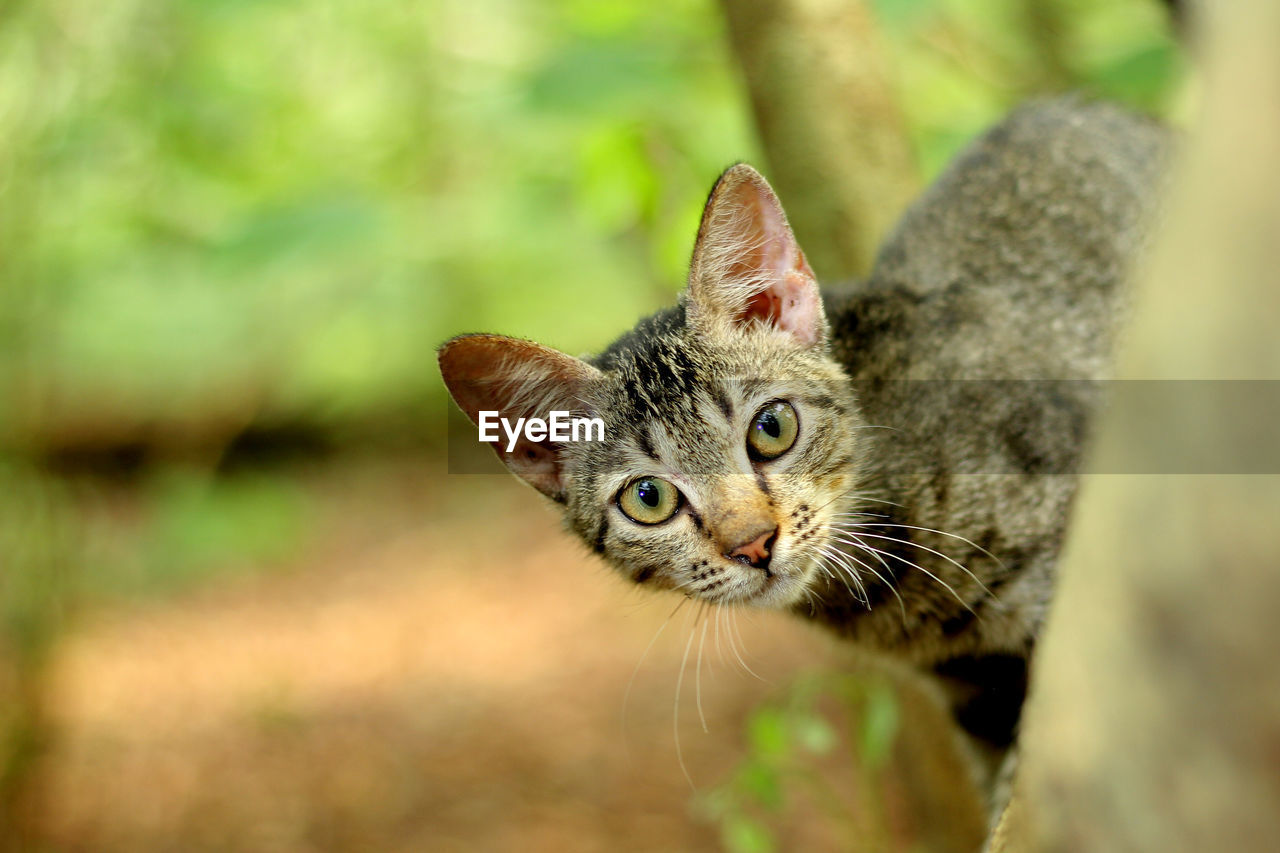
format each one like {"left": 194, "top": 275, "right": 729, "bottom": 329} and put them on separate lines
{"left": 833, "top": 520, "right": 1004, "bottom": 569}
{"left": 799, "top": 584, "right": 819, "bottom": 614}
{"left": 622, "top": 597, "right": 685, "bottom": 750}
{"left": 727, "top": 607, "right": 768, "bottom": 683}
{"left": 713, "top": 605, "right": 726, "bottom": 667}
{"left": 819, "top": 535, "right": 911, "bottom": 622}
{"left": 829, "top": 546, "right": 872, "bottom": 603}
{"left": 816, "top": 544, "right": 869, "bottom": 607}
{"left": 721, "top": 603, "right": 749, "bottom": 678}
{"left": 695, "top": 612, "right": 709, "bottom": 734}
{"left": 810, "top": 485, "right": 901, "bottom": 522}
{"left": 673, "top": 610, "right": 698, "bottom": 790}
{"left": 850, "top": 535, "right": 896, "bottom": 578}
{"left": 834, "top": 535, "right": 973, "bottom": 613}
{"left": 811, "top": 551, "right": 854, "bottom": 605}
{"left": 835, "top": 528, "right": 994, "bottom": 600}
{"left": 842, "top": 546, "right": 908, "bottom": 624}
{"left": 812, "top": 487, "right": 862, "bottom": 515}
{"left": 838, "top": 490, "right": 904, "bottom": 509}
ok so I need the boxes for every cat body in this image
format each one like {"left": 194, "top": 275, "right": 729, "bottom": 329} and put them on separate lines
{"left": 440, "top": 97, "right": 1166, "bottom": 789}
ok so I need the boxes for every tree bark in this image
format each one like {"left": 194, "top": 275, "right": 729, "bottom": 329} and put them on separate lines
{"left": 718, "top": 0, "right": 918, "bottom": 282}
{"left": 995, "top": 2, "right": 1280, "bottom": 849}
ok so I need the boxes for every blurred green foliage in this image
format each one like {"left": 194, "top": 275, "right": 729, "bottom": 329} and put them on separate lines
{"left": 0, "top": 0, "right": 1185, "bottom": 690}
{"left": 0, "top": 0, "right": 1185, "bottom": 632}
{"left": 0, "top": 2, "right": 1184, "bottom": 844}
{"left": 0, "top": 0, "right": 1181, "bottom": 447}
{"left": 80, "top": 467, "right": 311, "bottom": 599}
{"left": 876, "top": 0, "right": 1183, "bottom": 175}
{"left": 0, "top": 0, "right": 757, "bottom": 443}
{"left": 698, "top": 671, "right": 903, "bottom": 853}
{"left": 0, "top": 460, "right": 74, "bottom": 843}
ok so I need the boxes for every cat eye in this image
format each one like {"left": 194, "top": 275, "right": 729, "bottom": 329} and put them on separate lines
{"left": 747, "top": 400, "right": 799, "bottom": 461}
{"left": 618, "top": 476, "right": 681, "bottom": 525}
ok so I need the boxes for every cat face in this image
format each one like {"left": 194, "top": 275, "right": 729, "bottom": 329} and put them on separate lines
{"left": 440, "top": 165, "right": 865, "bottom": 609}
{"left": 567, "top": 326, "right": 862, "bottom": 608}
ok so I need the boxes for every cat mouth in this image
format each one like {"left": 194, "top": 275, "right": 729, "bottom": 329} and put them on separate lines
{"left": 738, "top": 559, "right": 809, "bottom": 608}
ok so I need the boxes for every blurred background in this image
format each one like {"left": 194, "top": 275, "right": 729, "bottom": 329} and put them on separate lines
{"left": 0, "top": 0, "right": 1183, "bottom": 850}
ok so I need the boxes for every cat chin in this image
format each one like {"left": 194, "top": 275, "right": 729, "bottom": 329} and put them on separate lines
{"left": 725, "top": 564, "right": 812, "bottom": 610}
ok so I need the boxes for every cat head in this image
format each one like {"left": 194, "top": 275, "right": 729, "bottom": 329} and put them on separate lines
{"left": 440, "top": 165, "right": 864, "bottom": 609}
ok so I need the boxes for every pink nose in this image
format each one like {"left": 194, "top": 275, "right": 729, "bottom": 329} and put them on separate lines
{"left": 727, "top": 528, "right": 777, "bottom": 570}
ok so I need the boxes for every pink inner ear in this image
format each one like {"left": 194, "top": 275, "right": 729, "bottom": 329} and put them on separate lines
{"left": 778, "top": 270, "right": 822, "bottom": 346}
{"left": 733, "top": 263, "right": 822, "bottom": 347}
{"left": 739, "top": 288, "right": 784, "bottom": 327}
{"left": 688, "top": 167, "right": 825, "bottom": 347}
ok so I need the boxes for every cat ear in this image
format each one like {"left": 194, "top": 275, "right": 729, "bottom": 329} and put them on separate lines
{"left": 685, "top": 164, "right": 827, "bottom": 348}
{"left": 438, "top": 334, "right": 601, "bottom": 502}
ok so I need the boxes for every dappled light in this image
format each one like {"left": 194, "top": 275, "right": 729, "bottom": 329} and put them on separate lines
{"left": 0, "top": 0, "right": 1185, "bottom": 850}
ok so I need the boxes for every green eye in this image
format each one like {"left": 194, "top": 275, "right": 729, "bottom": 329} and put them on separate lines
{"left": 747, "top": 401, "right": 799, "bottom": 460}
{"left": 619, "top": 477, "right": 681, "bottom": 524}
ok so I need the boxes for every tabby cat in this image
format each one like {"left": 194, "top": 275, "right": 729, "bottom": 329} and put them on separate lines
{"left": 439, "top": 98, "right": 1166, "bottom": 812}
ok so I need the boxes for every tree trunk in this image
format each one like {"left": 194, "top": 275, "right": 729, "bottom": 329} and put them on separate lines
{"left": 995, "top": 2, "right": 1280, "bottom": 849}
{"left": 718, "top": 0, "right": 919, "bottom": 282}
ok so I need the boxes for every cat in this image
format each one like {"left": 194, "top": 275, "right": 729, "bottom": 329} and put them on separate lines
{"left": 438, "top": 96, "right": 1167, "bottom": 817}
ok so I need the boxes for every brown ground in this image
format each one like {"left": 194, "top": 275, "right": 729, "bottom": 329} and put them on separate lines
{"left": 24, "top": 457, "right": 985, "bottom": 852}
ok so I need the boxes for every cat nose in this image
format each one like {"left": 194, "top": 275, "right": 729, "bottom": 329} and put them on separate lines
{"left": 726, "top": 527, "right": 778, "bottom": 570}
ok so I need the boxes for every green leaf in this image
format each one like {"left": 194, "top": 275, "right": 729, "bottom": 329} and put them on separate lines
{"left": 747, "top": 708, "right": 788, "bottom": 759}
{"left": 794, "top": 712, "right": 837, "bottom": 755}
{"left": 870, "top": 0, "right": 935, "bottom": 30}
{"left": 722, "top": 815, "right": 776, "bottom": 853}
{"left": 739, "top": 762, "right": 784, "bottom": 812}
{"left": 1085, "top": 43, "right": 1182, "bottom": 108}
{"left": 860, "top": 683, "right": 900, "bottom": 770}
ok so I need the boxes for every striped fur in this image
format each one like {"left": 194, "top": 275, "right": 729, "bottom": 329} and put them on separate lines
{"left": 439, "top": 97, "right": 1169, "bottom": 803}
